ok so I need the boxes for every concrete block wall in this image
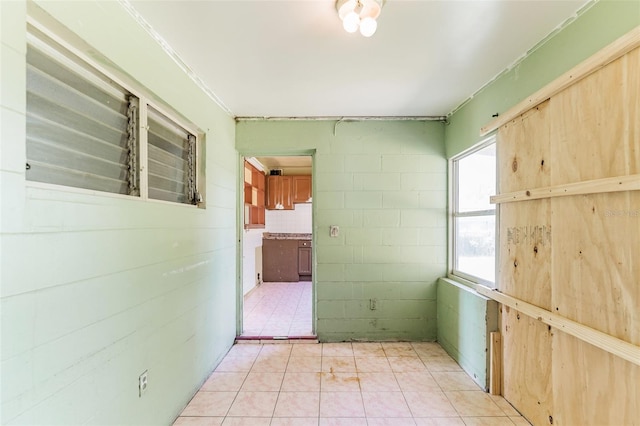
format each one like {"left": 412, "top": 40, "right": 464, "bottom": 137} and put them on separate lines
{"left": 237, "top": 120, "right": 447, "bottom": 341}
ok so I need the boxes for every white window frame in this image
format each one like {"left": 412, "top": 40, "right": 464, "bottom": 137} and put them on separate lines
{"left": 449, "top": 136, "right": 497, "bottom": 287}
{"left": 26, "top": 17, "right": 203, "bottom": 207}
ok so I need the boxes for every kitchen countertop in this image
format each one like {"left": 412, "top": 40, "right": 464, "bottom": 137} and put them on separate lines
{"left": 263, "top": 232, "right": 312, "bottom": 240}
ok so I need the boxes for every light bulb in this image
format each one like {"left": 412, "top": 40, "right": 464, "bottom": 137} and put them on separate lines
{"left": 359, "top": 16, "right": 377, "bottom": 37}
{"left": 343, "top": 11, "right": 360, "bottom": 33}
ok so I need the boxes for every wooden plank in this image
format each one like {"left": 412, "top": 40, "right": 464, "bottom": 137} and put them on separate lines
{"left": 501, "top": 306, "right": 553, "bottom": 425}
{"left": 480, "top": 26, "right": 640, "bottom": 136}
{"left": 491, "top": 173, "right": 640, "bottom": 204}
{"left": 489, "top": 331, "right": 501, "bottom": 395}
{"left": 476, "top": 285, "right": 640, "bottom": 367}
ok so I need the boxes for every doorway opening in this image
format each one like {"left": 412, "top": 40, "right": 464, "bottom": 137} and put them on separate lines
{"left": 239, "top": 155, "right": 315, "bottom": 339}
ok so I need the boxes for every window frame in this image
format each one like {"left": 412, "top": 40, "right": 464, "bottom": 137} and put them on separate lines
{"left": 25, "top": 18, "right": 203, "bottom": 208}
{"left": 449, "top": 136, "right": 497, "bottom": 287}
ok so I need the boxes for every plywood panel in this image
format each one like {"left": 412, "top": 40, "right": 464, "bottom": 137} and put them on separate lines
{"left": 498, "top": 100, "right": 551, "bottom": 194}
{"left": 494, "top": 39, "right": 640, "bottom": 426}
{"left": 551, "top": 191, "right": 640, "bottom": 344}
{"left": 501, "top": 306, "right": 553, "bottom": 426}
{"left": 552, "top": 332, "right": 640, "bottom": 425}
{"left": 550, "top": 48, "right": 640, "bottom": 184}
{"left": 499, "top": 200, "right": 552, "bottom": 309}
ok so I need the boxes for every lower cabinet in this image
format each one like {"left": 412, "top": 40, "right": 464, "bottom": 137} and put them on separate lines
{"left": 298, "top": 240, "right": 312, "bottom": 281}
{"left": 262, "top": 239, "right": 312, "bottom": 282}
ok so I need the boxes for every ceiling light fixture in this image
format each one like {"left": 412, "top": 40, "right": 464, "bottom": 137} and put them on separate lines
{"left": 336, "top": 0, "right": 385, "bottom": 37}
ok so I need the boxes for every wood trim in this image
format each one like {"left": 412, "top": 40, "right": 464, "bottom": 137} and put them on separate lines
{"left": 490, "top": 174, "right": 640, "bottom": 204}
{"left": 480, "top": 26, "right": 640, "bottom": 136}
{"left": 489, "top": 332, "right": 502, "bottom": 395}
{"left": 476, "top": 285, "right": 640, "bottom": 367}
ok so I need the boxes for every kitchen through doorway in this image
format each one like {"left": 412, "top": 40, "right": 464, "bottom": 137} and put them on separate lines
{"left": 240, "top": 155, "right": 314, "bottom": 339}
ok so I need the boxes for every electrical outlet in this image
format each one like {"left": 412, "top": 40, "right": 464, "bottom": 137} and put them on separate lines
{"left": 330, "top": 225, "right": 339, "bottom": 237}
{"left": 369, "top": 298, "right": 377, "bottom": 310}
{"left": 139, "top": 370, "right": 148, "bottom": 397}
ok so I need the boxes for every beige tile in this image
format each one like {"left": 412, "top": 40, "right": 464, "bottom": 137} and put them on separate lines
{"left": 395, "top": 372, "right": 439, "bottom": 391}
{"left": 432, "top": 372, "right": 481, "bottom": 391}
{"left": 412, "top": 343, "right": 449, "bottom": 358}
{"left": 490, "top": 395, "right": 521, "bottom": 417}
{"left": 421, "top": 357, "right": 463, "bottom": 372}
{"left": 355, "top": 356, "right": 392, "bottom": 372}
{"left": 227, "top": 391, "right": 278, "bottom": 417}
{"left": 509, "top": 417, "right": 531, "bottom": 425}
{"left": 172, "top": 417, "right": 224, "bottom": 426}
{"left": 320, "top": 372, "right": 361, "bottom": 392}
{"left": 274, "top": 391, "right": 320, "bottom": 417}
{"left": 287, "top": 356, "right": 322, "bottom": 372}
{"left": 388, "top": 357, "right": 428, "bottom": 373}
{"left": 201, "top": 372, "right": 247, "bottom": 392}
{"left": 362, "top": 391, "right": 412, "bottom": 418}
{"left": 271, "top": 418, "right": 320, "bottom": 426}
{"left": 319, "top": 418, "right": 367, "bottom": 426}
{"left": 461, "top": 417, "right": 514, "bottom": 426}
{"left": 414, "top": 418, "right": 465, "bottom": 426}
{"left": 226, "top": 344, "right": 262, "bottom": 358}
{"left": 382, "top": 342, "right": 418, "bottom": 357}
{"left": 252, "top": 355, "right": 290, "bottom": 372}
{"left": 180, "top": 392, "right": 236, "bottom": 417}
{"left": 221, "top": 418, "right": 271, "bottom": 426}
{"left": 367, "top": 418, "right": 418, "bottom": 425}
{"left": 445, "top": 391, "right": 504, "bottom": 417}
{"left": 404, "top": 390, "right": 458, "bottom": 417}
{"left": 320, "top": 392, "right": 365, "bottom": 417}
{"left": 260, "top": 344, "right": 293, "bottom": 357}
{"left": 281, "top": 372, "right": 322, "bottom": 392}
{"left": 322, "top": 343, "right": 354, "bottom": 356}
{"left": 358, "top": 372, "right": 400, "bottom": 392}
{"left": 291, "top": 344, "right": 323, "bottom": 357}
{"left": 215, "top": 356, "right": 256, "bottom": 372}
{"left": 322, "top": 356, "right": 356, "bottom": 373}
{"left": 240, "top": 372, "right": 284, "bottom": 391}
{"left": 352, "top": 342, "right": 385, "bottom": 357}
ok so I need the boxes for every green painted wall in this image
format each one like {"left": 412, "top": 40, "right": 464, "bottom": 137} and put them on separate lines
{"left": 437, "top": 278, "right": 498, "bottom": 390}
{"left": 445, "top": 0, "right": 640, "bottom": 158}
{"left": 0, "top": 1, "right": 237, "bottom": 425}
{"left": 237, "top": 120, "right": 446, "bottom": 341}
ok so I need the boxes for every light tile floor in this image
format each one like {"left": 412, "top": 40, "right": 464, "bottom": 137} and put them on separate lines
{"left": 243, "top": 282, "right": 313, "bottom": 338}
{"left": 174, "top": 342, "right": 531, "bottom": 426}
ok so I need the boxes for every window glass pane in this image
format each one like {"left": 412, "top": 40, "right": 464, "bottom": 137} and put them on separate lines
{"left": 147, "top": 107, "right": 196, "bottom": 204}
{"left": 457, "top": 144, "right": 496, "bottom": 212}
{"left": 455, "top": 215, "right": 495, "bottom": 283}
{"left": 25, "top": 28, "right": 138, "bottom": 195}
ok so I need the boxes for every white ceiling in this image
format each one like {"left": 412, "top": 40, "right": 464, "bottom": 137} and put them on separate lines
{"left": 127, "top": 0, "right": 589, "bottom": 118}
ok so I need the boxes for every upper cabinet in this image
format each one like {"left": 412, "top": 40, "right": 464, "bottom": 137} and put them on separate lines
{"left": 267, "top": 175, "right": 293, "bottom": 210}
{"left": 292, "top": 175, "right": 312, "bottom": 203}
{"left": 267, "top": 175, "right": 311, "bottom": 210}
{"left": 244, "top": 161, "right": 265, "bottom": 228}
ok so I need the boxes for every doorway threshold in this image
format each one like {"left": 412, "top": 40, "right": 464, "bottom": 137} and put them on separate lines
{"left": 235, "top": 335, "right": 318, "bottom": 344}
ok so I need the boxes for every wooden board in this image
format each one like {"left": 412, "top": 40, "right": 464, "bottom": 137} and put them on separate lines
{"left": 492, "top": 40, "right": 640, "bottom": 426}
{"left": 501, "top": 306, "right": 553, "bottom": 426}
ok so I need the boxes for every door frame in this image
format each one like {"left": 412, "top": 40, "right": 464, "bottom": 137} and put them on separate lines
{"left": 236, "top": 151, "right": 316, "bottom": 338}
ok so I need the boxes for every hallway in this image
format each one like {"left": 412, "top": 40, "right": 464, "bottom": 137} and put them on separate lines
{"left": 243, "top": 282, "right": 314, "bottom": 338}
{"left": 173, "top": 341, "right": 529, "bottom": 425}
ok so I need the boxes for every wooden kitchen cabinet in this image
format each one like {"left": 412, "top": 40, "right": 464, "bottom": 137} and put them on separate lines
{"left": 298, "top": 240, "right": 312, "bottom": 280}
{"left": 244, "top": 161, "right": 265, "bottom": 228}
{"left": 292, "top": 175, "right": 312, "bottom": 203}
{"left": 262, "top": 239, "right": 299, "bottom": 282}
{"left": 266, "top": 175, "right": 293, "bottom": 210}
